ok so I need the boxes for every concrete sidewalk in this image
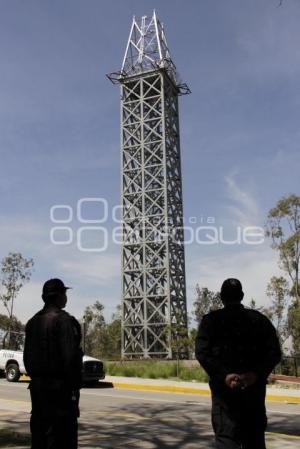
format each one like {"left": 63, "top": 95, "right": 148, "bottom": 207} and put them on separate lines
{"left": 105, "top": 375, "right": 300, "bottom": 403}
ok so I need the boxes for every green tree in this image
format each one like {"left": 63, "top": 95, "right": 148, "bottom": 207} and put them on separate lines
{"left": 266, "top": 194, "right": 300, "bottom": 299}
{"left": 265, "top": 276, "right": 289, "bottom": 348}
{"left": 0, "top": 253, "right": 34, "bottom": 343}
{"left": 189, "top": 327, "right": 198, "bottom": 356}
{"left": 82, "top": 301, "right": 108, "bottom": 359}
{"left": 193, "top": 285, "right": 222, "bottom": 324}
{"left": 0, "top": 313, "right": 24, "bottom": 332}
{"left": 0, "top": 313, "right": 24, "bottom": 349}
{"left": 266, "top": 194, "right": 300, "bottom": 353}
{"left": 170, "top": 323, "right": 190, "bottom": 360}
{"left": 82, "top": 302, "right": 123, "bottom": 360}
{"left": 105, "top": 306, "right": 121, "bottom": 360}
{"left": 287, "top": 304, "right": 300, "bottom": 355}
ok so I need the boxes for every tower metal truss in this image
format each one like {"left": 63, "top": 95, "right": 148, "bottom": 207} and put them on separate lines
{"left": 108, "top": 12, "right": 190, "bottom": 358}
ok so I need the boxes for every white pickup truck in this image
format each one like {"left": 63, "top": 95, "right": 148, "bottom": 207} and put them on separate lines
{"left": 0, "top": 349, "right": 105, "bottom": 384}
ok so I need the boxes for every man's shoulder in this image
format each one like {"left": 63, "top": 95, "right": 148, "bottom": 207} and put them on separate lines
{"left": 56, "top": 309, "right": 76, "bottom": 322}
{"left": 25, "top": 308, "right": 59, "bottom": 334}
{"left": 25, "top": 308, "right": 46, "bottom": 326}
{"left": 243, "top": 308, "right": 277, "bottom": 334}
{"left": 202, "top": 308, "right": 224, "bottom": 322}
{"left": 244, "top": 307, "right": 271, "bottom": 322}
{"left": 56, "top": 310, "right": 80, "bottom": 329}
{"left": 203, "top": 306, "right": 271, "bottom": 323}
{"left": 58, "top": 309, "right": 71, "bottom": 318}
{"left": 26, "top": 307, "right": 75, "bottom": 324}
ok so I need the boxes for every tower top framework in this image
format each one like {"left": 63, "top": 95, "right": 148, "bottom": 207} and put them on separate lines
{"left": 108, "top": 11, "right": 190, "bottom": 95}
{"left": 122, "top": 11, "right": 176, "bottom": 81}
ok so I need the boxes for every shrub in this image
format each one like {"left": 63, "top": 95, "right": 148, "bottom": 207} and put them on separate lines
{"left": 104, "top": 360, "right": 208, "bottom": 382}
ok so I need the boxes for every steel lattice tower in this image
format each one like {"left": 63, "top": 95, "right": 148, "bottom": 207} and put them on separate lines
{"left": 108, "top": 12, "right": 190, "bottom": 358}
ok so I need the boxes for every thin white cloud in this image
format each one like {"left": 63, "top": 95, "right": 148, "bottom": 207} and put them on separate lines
{"left": 224, "top": 173, "right": 260, "bottom": 226}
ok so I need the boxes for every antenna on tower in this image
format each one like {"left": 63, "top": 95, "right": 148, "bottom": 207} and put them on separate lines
{"left": 107, "top": 11, "right": 191, "bottom": 95}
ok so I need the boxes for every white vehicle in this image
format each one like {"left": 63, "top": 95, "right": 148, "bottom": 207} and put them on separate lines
{"left": 0, "top": 349, "right": 105, "bottom": 384}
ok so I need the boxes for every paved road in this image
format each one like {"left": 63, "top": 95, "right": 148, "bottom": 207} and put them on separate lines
{"left": 0, "top": 379, "right": 299, "bottom": 448}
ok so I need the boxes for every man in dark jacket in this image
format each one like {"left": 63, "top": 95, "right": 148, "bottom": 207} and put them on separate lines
{"left": 195, "top": 278, "right": 281, "bottom": 449}
{"left": 24, "top": 278, "right": 83, "bottom": 449}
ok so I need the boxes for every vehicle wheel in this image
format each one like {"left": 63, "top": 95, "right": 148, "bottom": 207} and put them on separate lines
{"left": 6, "top": 363, "right": 20, "bottom": 382}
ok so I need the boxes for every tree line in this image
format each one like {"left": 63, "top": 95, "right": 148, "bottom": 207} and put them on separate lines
{"left": 0, "top": 194, "right": 299, "bottom": 357}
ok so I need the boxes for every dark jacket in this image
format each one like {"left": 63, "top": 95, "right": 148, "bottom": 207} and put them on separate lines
{"left": 24, "top": 304, "right": 83, "bottom": 389}
{"left": 195, "top": 304, "right": 281, "bottom": 389}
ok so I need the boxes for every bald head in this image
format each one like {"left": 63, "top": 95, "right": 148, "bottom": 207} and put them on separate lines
{"left": 221, "top": 278, "right": 244, "bottom": 305}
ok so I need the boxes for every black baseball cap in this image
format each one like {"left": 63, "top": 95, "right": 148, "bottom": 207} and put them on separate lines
{"left": 42, "top": 278, "right": 71, "bottom": 297}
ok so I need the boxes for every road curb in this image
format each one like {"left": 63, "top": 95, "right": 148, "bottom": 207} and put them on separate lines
{"left": 265, "top": 393, "right": 300, "bottom": 404}
{"left": 21, "top": 375, "right": 300, "bottom": 403}
{"left": 111, "top": 382, "right": 211, "bottom": 396}
{"left": 111, "top": 381, "right": 300, "bottom": 403}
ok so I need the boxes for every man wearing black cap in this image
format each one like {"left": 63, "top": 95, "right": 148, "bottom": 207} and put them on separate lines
{"left": 195, "top": 278, "right": 281, "bottom": 449}
{"left": 24, "top": 278, "right": 83, "bottom": 449}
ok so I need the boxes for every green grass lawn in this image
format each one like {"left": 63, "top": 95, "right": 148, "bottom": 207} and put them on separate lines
{"left": 104, "top": 360, "right": 209, "bottom": 382}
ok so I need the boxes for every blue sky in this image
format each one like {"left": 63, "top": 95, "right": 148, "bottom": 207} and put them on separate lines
{"left": 0, "top": 0, "right": 299, "bottom": 324}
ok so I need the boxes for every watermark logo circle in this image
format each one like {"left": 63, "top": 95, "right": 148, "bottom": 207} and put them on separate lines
{"left": 77, "top": 198, "right": 108, "bottom": 223}
{"left": 50, "top": 227, "right": 73, "bottom": 245}
{"left": 77, "top": 227, "right": 108, "bottom": 252}
{"left": 50, "top": 205, "right": 73, "bottom": 223}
